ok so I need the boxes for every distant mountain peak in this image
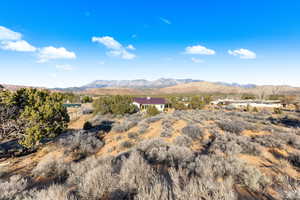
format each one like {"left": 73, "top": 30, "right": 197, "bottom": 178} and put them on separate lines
{"left": 82, "top": 78, "right": 204, "bottom": 89}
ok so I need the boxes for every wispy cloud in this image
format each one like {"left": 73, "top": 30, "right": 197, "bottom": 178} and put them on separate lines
{"left": 191, "top": 57, "right": 204, "bottom": 63}
{"left": 160, "top": 17, "right": 171, "bottom": 25}
{"left": 184, "top": 45, "right": 216, "bottom": 55}
{"left": 0, "top": 26, "right": 22, "bottom": 41}
{"left": 38, "top": 47, "right": 76, "bottom": 63}
{"left": 228, "top": 48, "right": 256, "bottom": 59}
{"left": 126, "top": 44, "right": 136, "bottom": 50}
{"left": 92, "top": 36, "right": 136, "bottom": 60}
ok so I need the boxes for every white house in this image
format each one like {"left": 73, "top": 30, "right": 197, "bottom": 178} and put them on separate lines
{"left": 133, "top": 97, "right": 166, "bottom": 112}
{"left": 211, "top": 99, "right": 282, "bottom": 108}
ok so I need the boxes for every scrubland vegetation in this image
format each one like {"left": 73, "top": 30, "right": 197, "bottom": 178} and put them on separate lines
{"left": 1, "top": 89, "right": 300, "bottom": 200}
{"left": 0, "top": 88, "right": 69, "bottom": 148}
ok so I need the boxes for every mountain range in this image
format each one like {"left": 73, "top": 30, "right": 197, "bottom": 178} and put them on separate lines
{"left": 53, "top": 78, "right": 257, "bottom": 91}
{"left": 2, "top": 78, "right": 300, "bottom": 96}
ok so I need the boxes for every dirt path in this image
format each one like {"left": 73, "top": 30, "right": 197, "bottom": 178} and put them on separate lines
{"left": 68, "top": 114, "right": 93, "bottom": 129}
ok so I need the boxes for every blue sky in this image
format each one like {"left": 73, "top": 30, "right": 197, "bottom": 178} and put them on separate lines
{"left": 0, "top": 0, "right": 300, "bottom": 88}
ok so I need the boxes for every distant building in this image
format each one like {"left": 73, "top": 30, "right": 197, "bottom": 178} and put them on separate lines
{"left": 211, "top": 99, "right": 282, "bottom": 108}
{"left": 133, "top": 97, "right": 166, "bottom": 111}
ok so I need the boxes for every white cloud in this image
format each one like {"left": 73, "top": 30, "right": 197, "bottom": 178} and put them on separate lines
{"left": 120, "top": 50, "right": 136, "bottom": 60}
{"left": 131, "top": 34, "right": 137, "bottom": 38}
{"left": 160, "top": 17, "right": 171, "bottom": 24}
{"left": 191, "top": 57, "right": 204, "bottom": 63}
{"left": 184, "top": 45, "right": 215, "bottom": 55}
{"left": 1, "top": 40, "right": 36, "bottom": 52}
{"left": 126, "top": 44, "right": 136, "bottom": 50}
{"left": 55, "top": 64, "right": 74, "bottom": 71}
{"left": 92, "top": 36, "right": 136, "bottom": 60}
{"left": 107, "top": 49, "right": 136, "bottom": 60}
{"left": 228, "top": 48, "right": 256, "bottom": 59}
{"left": 0, "top": 26, "right": 22, "bottom": 41}
{"left": 92, "top": 36, "right": 122, "bottom": 50}
{"left": 38, "top": 46, "right": 76, "bottom": 63}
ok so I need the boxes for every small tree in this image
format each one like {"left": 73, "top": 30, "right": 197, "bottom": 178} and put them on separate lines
{"left": 146, "top": 106, "right": 160, "bottom": 116}
{"left": 169, "top": 97, "right": 188, "bottom": 110}
{"left": 274, "top": 108, "right": 282, "bottom": 115}
{"left": 81, "top": 96, "right": 93, "bottom": 103}
{"left": 1, "top": 88, "right": 69, "bottom": 148}
{"left": 93, "top": 95, "right": 137, "bottom": 115}
{"left": 241, "top": 93, "right": 256, "bottom": 100}
{"left": 83, "top": 121, "right": 93, "bottom": 130}
{"left": 188, "top": 96, "right": 205, "bottom": 110}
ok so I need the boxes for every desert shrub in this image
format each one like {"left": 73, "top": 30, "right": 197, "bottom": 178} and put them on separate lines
{"left": 181, "top": 124, "right": 203, "bottom": 139}
{"left": 160, "top": 130, "right": 172, "bottom": 137}
{"left": 285, "top": 133, "right": 300, "bottom": 149}
{"left": 169, "top": 98, "right": 188, "bottom": 111}
{"left": 128, "top": 132, "right": 138, "bottom": 139}
{"left": 30, "top": 184, "right": 78, "bottom": 200}
{"left": 59, "top": 130, "right": 104, "bottom": 157}
{"left": 274, "top": 107, "right": 283, "bottom": 114}
{"left": 93, "top": 95, "right": 137, "bottom": 115}
{"left": 277, "top": 178, "right": 300, "bottom": 200}
{"left": 137, "top": 122, "right": 149, "bottom": 134}
{"left": 188, "top": 96, "right": 206, "bottom": 110}
{"left": 217, "top": 120, "right": 246, "bottom": 134}
{"left": 160, "top": 119, "right": 174, "bottom": 138}
{"left": 253, "top": 135, "right": 283, "bottom": 148}
{"left": 209, "top": 133, "right": 262, "bottom": 156}
{"left": 32, "top": 154, "right": 68, "bottom": 181}
{"left": 81, "top": 95, "right": 93, "bottom": 103}
{"left": 208, "top": 133, "right": 243, "bottom": 155}
{"left": 174, "top": 135, "right": 192, "bottom": 147}
{"left": 119, "top": 151, "right": 156, "bottom": 191}
{"left": 288, "top": 152, "right": 300, "bottom": 168}
{"left": 76, "top": 159, "right": 119, "bottom": 199}
{"left": 0, "top": 88, "right": 69, "bottom": 148}
{"left": 239, "top": 165, "right": 271, "bottom": 191}
{"left": 0, "top": 175, "right": 30, "bottom": 199}
{"left": 83, "top": 121, "right": 93, "bottom": 130}
{"left": 137, "top": 138, "right": 195, "bottom": 167}
{"left": 241, "top": 93, "right": 256, "bottom": 100}
{"left": 121, "top": 140, "right": 134, "bottom": 149}
{"left": 115, "top": 135, "right": 124, "bottom": 141}
{"left": 144, "top": 115, "right": 163, "bottom": 123}
{"left": 168, "top": 168, "right": 237, "bottom": 200}
{"left": 112, "top": 114, "right": 142, "bottom": 133}
{"left": 112, "top": 121, "right": 137, "bottom": 133}
{"left": 146, "top": 106, "right": 160, "bottom": 116}
{"left": 192, "top": 155, "right": 270, "bottom": 191}
{"left": 134, "top": 176, "right": 170, "bottom": 200}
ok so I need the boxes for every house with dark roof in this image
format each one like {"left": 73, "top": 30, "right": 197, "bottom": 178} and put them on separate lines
{"left": 133, "top": 97, "right": 166, "bottom": 111}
